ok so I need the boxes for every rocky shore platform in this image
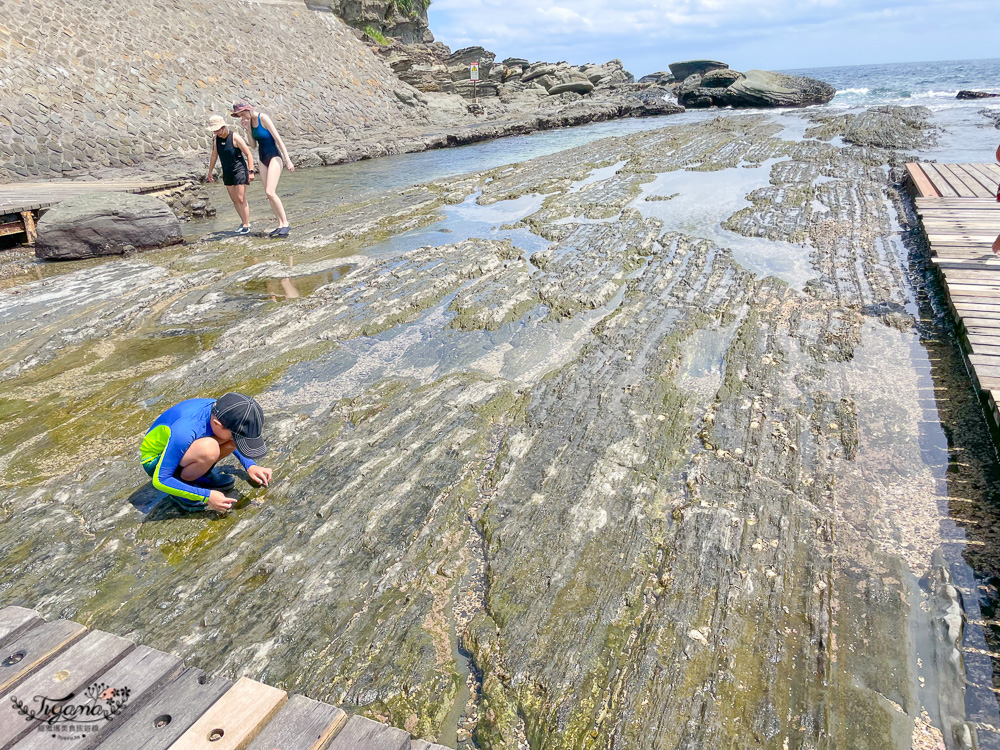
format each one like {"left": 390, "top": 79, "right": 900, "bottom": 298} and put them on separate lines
{"left": 3, "top": 105, "right": 1000, "bottom": 749}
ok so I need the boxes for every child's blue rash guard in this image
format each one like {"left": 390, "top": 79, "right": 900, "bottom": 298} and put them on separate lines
{"left": 140, "top": 398, "right": 257, "bottom": 510}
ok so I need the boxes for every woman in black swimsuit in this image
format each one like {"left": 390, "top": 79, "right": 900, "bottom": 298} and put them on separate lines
{"left": 206, "top": 115, "right": 256, "bottom": 234}
{"left": 232, "top": 101, "right": 295, "bottom": 237}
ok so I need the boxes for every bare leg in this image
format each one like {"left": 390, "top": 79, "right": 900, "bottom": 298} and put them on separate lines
{"left": 179, "top": 437, "right": 235, "bottom": 481}
{"left": 226, "top": 184, "right": 249, "bottom": 227}
{"left": 993, "top": 233, "right": 1000, "bottom": 256}
{"left": 260, "top": 157, "right": 289, "bottom": 227}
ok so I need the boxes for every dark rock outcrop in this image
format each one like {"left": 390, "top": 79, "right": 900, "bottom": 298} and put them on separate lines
{"left": 957, "top": 90, "right": 999, "bottom": 100}
{"left": 677, "top": 67, "right": 835, "bottom": 109}
{"left": 721, "top": 69, "right": 835, "bottom": 108}
{"left": 316, "top": 0, "right": 433, "bottom": 44}
{"left": 35, "top": 192, "right": 183, "bottom": 260}
{"left": 668, "top": 60, "right": 728, "bottom": 81}
{"left": 625, "top": 86, "right": 685, "bottom": 116}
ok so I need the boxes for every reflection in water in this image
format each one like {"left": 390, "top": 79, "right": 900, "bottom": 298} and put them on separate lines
{"left": 240, "top": 260, "right": 355, "bottom": 300}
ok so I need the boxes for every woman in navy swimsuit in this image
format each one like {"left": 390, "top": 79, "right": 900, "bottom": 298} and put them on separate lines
{"left": 232, "top": 100, "right": 295, "bottom": 237}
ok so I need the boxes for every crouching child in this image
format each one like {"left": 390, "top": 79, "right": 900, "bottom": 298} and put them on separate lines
{"left": 140, "top": 393, "right": 273, "bottom": 512}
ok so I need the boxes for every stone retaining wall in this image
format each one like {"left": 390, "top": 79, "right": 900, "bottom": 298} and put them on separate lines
{"left": 0, "top": 0, "right": 417, "bottom": 181}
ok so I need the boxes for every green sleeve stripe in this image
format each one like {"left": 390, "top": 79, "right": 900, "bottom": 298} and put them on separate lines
{"left": 150, "top": 429, "right": 208, "bottom": 506}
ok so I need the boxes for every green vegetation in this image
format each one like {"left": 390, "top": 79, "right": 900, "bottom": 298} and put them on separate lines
{"left": 387, "top": 0, "right": 430, "bottom": 18}
{"left": 364, "top": 25, "right": 389, "bottom": 44}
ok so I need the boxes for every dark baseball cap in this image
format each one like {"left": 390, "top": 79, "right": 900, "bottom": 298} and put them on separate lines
{"left": 212, "top": 392, "right": 267, "bottom": 458}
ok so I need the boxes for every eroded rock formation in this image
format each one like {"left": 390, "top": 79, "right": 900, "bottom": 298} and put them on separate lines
{"left": 668, "top": 62, "right": 835, "bottom": 109}
{"left": 1, "top": 105, "right": 992, "bottom": 750}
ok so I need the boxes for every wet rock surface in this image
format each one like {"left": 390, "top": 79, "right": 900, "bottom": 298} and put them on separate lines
{"left": 3, "top": 107, "right": 1000, "bottom": 750}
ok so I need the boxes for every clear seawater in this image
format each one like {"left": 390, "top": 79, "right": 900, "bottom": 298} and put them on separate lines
{"left": 190, "top": 57, "right": 1000, "bottom": 236}
{"left": 788, "top": 57, "right": 1000, "bottom": 162}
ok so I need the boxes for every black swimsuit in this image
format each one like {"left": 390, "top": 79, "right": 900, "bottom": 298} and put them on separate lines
{"left": 216, "top": 132, "right": 249, "bottom": 186}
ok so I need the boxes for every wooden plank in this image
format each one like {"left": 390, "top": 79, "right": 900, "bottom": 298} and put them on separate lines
{"left": 98, "top": 668, "right": 233, "bottom": 750}
{"left": 326, "top": 716, "right": 410, "bottom": 750}
{"left": 167, "top": 676, "right": 286, "bottom": 750}
{"left": 954, "top": 164, "right": 999, "bottom": 196}
{"left": 0, "top": 608, "right": 43, "bottom": 651}
{"left": 921, "top": 163, "right": 961, "bottom": 197}
{"left": 11, "top": 646, "right": 182, "bottom": 750}
{"left": 19, "top": 212, "right": 36, "bottom": 245}
{"left": 967, "top": 341, "right": 1000, "bottom": 357}
{"left": 0, "top": 619, "right": 86, "bottom": 694}
{"left": 973, "top": 163, "right": 1000, "bottom": 183}
{"left": 906, "top": 163, "right": 940, "bottom": 198}
{"left": 246, "top": 695, "right": 346, "bottom": 750}
{"left": 962, "top": 318, "right": 1000, "bottom": 331}
{"left": 935, "top": 164, "right": 979, "bottom": 198}
{"left": 0, "top": 630, "right": 134, "bottom": 746}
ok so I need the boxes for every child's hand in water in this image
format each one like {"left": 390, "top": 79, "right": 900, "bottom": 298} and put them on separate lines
{"left": 207, "top": 490, "right": 234, "bottom": 513}
{"left": 247, "top": 465, "right": 273, "bottom": 487}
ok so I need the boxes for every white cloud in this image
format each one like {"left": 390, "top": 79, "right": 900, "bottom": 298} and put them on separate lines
{"left": 428, "top": 0, "right": 992, "bottom": 73}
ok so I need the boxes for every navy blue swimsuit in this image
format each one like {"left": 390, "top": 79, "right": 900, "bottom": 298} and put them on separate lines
{"left": 251, "top": 116, "right": 282, "bottom": 166}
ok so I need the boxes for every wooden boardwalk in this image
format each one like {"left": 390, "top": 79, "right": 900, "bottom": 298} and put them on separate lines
{"left": 0, "top": 606, "right": 452, "bottom": 750}
{"left": 906, "top": 162, "right": 1000, "bottom": 428}
{"left": 0, "top": 179, "right": 183, "bottom": 244}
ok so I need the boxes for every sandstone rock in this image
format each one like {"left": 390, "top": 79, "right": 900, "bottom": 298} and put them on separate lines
{"left": 542, "top": 74, "right": 566, "bottom": 92}
{"left": 720, "top": 69, "right": 835, "bottom": 108}
{"left": 957, "top": 90, "right": 999, "bottom": 99}
{"left": 448, "top": 46, "right": 495, "bottom": 79}
{"left": 549, "top": 80, "right": 594, "bottom": 96}
{"left": 701, "top": 69, "right": 744, "bottom": 88}
{"left": 547, "top": 69, "right": 595, "bottom": 95}
{"left": 639, "top": 71, "right": 674, "bottom": 85}
{"left": 502, "top": 57, "right": 529, "bottom": 69}
{"left": 522, "top": 63, "right": 558, "bottom": 83}
{"left": 668, "top": 60, "right": 728, "bottom": 81}
{"left": 35, "top": 192, "right": 183, "bottom": 260}
{"left": 393, "top": 86, "right": 426, "bottom": 106}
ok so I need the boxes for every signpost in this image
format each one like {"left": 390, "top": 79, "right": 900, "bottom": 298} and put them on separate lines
{"left": 470, "top": 61, "right": 479, "bottom": 105}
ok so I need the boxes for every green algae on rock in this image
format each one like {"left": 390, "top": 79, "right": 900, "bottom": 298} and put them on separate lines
{"left": 0, "top": 106, "right": 996, "bottom": 750}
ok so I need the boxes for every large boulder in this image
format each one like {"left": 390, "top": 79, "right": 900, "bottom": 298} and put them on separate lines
{"left": 719, "top": 69, "right": 835, "bottom": 108}
{"left": 958, "top": 90, "right": 999, "bottom": 99}
{"left": 547, "top": 69, "right": 595, "bottom": 95}
{"left": 35, "top": 192, "right": 183, "bottom": 261}
{"left": 668, "top": 60, "right": 728, "bottom": 81}
{"left": 522, "top": 62, "right": 558, "bottom": 83}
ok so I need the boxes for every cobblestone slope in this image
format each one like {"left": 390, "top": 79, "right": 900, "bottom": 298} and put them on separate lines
{"left": 0, "top": 0, "right": 417, "bottom": 181}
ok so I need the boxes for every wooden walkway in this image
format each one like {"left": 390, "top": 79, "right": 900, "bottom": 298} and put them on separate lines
{"left": 0, "top": 179, "right": 183, "bottom": 244}
{"left": 906, "top": 162, "right": 1000, "bottom": 428}
{"left": 0, "top": 606, "right": 452, "bottom": 750}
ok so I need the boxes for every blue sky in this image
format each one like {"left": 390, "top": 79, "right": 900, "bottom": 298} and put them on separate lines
{"left": 428, "top": 0, "right": 997, "bottom": 76}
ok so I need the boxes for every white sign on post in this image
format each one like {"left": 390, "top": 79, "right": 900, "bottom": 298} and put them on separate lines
{"left": 470, "top": 62, "right": 480, "bottom": 81}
